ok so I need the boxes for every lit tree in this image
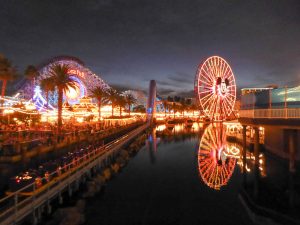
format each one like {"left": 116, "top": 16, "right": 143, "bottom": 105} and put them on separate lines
{"left": 116, "top": 94, "right": 126, "bottom": 117}
{"left": 106, "top": 88, "right": 118, "bottom": 117}
{"left": 90, "top": 86, "right": 107, "bottom": 120}
{"left": 162, "top": 99, "right": 169, "bottom": 117}
{"left": 124, "top": 93, "right": 136, "bottom": 116}
{"left": 47, "top": 64, "right": 76, "bottom": 133}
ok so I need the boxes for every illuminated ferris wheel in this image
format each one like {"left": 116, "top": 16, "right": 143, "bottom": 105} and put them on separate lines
{"left": 195, "top": 56, "right": 236, "bottom": 121}
{"left": 198, "top": 124, "right": 236, "bottom": 190}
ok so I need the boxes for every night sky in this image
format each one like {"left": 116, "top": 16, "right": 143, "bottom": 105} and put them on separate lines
{"left": 0, "top": 0, "right": 299, "bottom": 97}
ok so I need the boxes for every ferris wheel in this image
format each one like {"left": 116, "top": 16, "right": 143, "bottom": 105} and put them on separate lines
{"left": 198, "top": 124, "right": 236, "bottom": 190}
{"left": 195, "top": 56, "right": 236, "bottom": 121}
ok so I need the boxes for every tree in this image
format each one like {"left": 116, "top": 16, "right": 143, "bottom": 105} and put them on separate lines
{"left": 25, "top": 65, "right": 39, "bottom": 97}
{"left": 47, "top": 64, "right": 76, "bottom": 133}
{"left": 189, "top": 104, "right": 198, "bottom": 116}
{"left": 106, "top": 88, "right": 118, "bottom": 117}
{"left": 162, "top": 99, "right": 169, "bottom": 117}
{"left": 0, "top": 54, "right": 16, "bottom": 99}
{"left": 116, "top": 95, "right": 126, "bottom": 117}
{"left": 90, "top": 86, "right": 107, "bottom": 120}
{"left": 40, "top": 77, "right": 55, "bottom": 109}
{"left": 124, "top": 93, "right": 136, "bottom": 116}
{"left": 172, "top": 102, "right": 177, "bottom": 118}
{"left": 180, "top": 98, "right": 187, "bottom": 117}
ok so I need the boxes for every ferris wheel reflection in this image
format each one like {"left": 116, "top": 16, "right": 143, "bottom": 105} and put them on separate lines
{"left": 198, "top": 123, "right": 237, "bottom": 190}
{"left": 198, "top": 123, "right": 266, "bottom": 190}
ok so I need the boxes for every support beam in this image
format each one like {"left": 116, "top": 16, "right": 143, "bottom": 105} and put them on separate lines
{"left": 288, "top": 129, "right": 296, "bottom": 208}
{"left": 253, "top": 126, "right": 260, "bottom": 200}
{"left": 242, "top": 125, "right": 247, "bottom": 187}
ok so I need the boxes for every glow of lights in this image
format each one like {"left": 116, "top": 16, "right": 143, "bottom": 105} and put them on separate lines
{"left": 32, "top": 86, "right": 54, "bottom": 111}
{"left": 3, "top": 109, "right": 14, "bottom": 114}
{"left": 195, "top": 56, "right": 236, "bottom": 121}
{"left": 198, "top": 124, "right": 236, "bottom": 190}
{"left": 65, "top": 75, "right": 87, "bottom": 104}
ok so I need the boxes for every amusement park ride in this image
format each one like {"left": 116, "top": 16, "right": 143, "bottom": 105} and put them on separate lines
{"left": 0, "top": 56, "right": 119, "bottom": 122}
{"left": 195, "top": 56, "right": 238, "bottom": 190}
{"left": 23, "top": 56, "right": 110, "bottom": 111}
{"left": 194, "top": 56, "right": 236, "bottom": 122}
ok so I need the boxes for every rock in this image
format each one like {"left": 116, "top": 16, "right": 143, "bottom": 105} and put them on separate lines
{"left": 103, "top": 168, "right": 111, "bottom": 180}
{"left": 111, "top": 163, "right": 120, "bottom": 173}
{"left": 76, "top": 199, "right": 86, "bottom": 213}
{"left": 83, "top": 181, "right": 99, "bottom": 197}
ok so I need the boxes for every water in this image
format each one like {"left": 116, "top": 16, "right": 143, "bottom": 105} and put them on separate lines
{"left": 85, "top": 123, "right": 254, "bottom": 225}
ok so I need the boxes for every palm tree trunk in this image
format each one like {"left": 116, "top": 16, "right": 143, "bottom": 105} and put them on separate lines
{"left": 57, "top": 87, "right": 63, "bottom": 134}
{"left": 128, "top": 104, "right": 131, "bottom": 116}
{"left": 111, "top": 103, "right": 114, "bottom": 117}
{"left": 119, "top": 106, "right": 122, "bottom": 117}
{"left": 164, "top": 105, "right": 166, "bottom": 117}
{"left": 98, "top": 98, "right": 101, "bottom": 120}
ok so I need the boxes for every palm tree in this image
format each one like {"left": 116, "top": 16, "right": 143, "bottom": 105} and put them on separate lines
{"left": 180, "top": 99, "right": 187, "bottom": 117}
{"left": 189, "top": 104, "right": 198, "bottom": 116}
{"left": 25, "top": 65, "right": 39, "bottom": 97}
{"left": 0, "top": 54, "right": 16, "bottom": 99}
{"left": 172, "top": 102, "right": 177, "bottom": 118}
{"left": 47, "top": 64, "right": 77, "bottom": 132}
{"left": 90, "top": 86, "right": 107, "bottom": 120}
{"left": 162, "top": 99, "right": 169, "bottom": 117}
{"left": 106, "top": 88, "right": 118, "bottom": 117}
{"left": 40, "top": 77, "right": 55, "bottom": 109}
{"left": 125, "top": 94, "right": 136, "bottom": 116}
{"left": 116, "top": 95, "right": 126, "bottom": 117}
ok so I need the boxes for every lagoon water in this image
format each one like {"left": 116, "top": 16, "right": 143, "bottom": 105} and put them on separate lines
{"left": 85, "top": 123, "right": 254, "bottom": 225}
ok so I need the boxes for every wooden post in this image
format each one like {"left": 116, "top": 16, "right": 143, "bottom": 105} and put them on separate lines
{"left": 253, "top": 126, "right": 260, "bottom": 200}
{"left": 285, "top": 86, "right": 288, "bottom": 118}
{"left": 242, "top": 125, "right": 247, "bottom": 187}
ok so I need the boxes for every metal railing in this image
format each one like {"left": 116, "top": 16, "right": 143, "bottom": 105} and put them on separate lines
{"left": 0, "top": 123, "right": 148, "bottom": 225}
{"left": 239, "top": 108, "right": 300, "bottom": 119}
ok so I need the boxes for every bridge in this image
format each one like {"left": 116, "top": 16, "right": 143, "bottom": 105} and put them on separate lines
{"left": 0, "top": 123, "right": 148, "bottom": 225}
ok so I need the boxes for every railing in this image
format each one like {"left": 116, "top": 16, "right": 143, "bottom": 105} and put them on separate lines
{"left": 239, "top": 108, "right": 300, "bottom": 119}
{"left": 0, "top": 123, "right": 148, "bottom": 225}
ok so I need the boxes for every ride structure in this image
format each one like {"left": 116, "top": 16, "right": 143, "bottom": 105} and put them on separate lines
{"left": 19, "top": 56, "right": 110, "bottom": 110}
{"left": 194, "top": 56, "right": 236, "bottom": 121}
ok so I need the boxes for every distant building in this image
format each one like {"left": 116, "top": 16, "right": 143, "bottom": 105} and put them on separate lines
{"left": 241, "top": 87, "right": 273, "bottom": 96}
{"left": 241, "top": 85, "right": 300, "bottom": 110}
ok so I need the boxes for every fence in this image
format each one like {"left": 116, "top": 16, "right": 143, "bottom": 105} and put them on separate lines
{"left": 0, "top": 123, "right": 148, "bottom": 225}
{"left": 239, "top": 108, "right": 300, "bottom": 119}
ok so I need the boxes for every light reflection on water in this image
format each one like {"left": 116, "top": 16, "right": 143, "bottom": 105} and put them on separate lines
{"left": 198, "top": 123, "right": 237, "bottom": 190}
{"left": 153, "top": 122, "right": 266, "bottom": 190}
{"left": 197, "top": 123, "right": 266, "bottom": 190}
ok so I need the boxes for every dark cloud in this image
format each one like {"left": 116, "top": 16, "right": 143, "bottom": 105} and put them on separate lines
{"left": 0, "top": 0, "right": 299, "bottom": 95}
